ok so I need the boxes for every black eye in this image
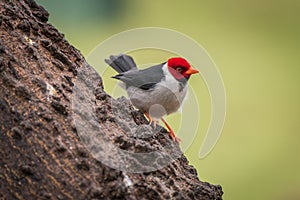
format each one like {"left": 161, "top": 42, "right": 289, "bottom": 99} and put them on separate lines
{"left": 176, "top": 67, "right": 183, "bottom": 72}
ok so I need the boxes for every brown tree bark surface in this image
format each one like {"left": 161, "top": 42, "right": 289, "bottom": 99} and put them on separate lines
{"left": 0, "top": 0, "right": 223, "bottom": 199}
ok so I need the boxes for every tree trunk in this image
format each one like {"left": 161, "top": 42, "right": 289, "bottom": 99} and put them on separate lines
{"left": 0, "top": 0, "right": 223, "bottom": 199}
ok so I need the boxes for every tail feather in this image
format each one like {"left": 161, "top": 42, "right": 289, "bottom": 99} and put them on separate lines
{"left": 105, "top": 54, "right": 137, "bottom": 73}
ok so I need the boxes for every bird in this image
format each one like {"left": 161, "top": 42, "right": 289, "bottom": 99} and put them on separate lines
{"left": 105, "top": 54, "right": 199, "bottom": 143}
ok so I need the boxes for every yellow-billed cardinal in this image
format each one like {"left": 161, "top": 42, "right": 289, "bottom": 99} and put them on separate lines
{"left": 105, "top": 54, "right": 199, "bottom": 143}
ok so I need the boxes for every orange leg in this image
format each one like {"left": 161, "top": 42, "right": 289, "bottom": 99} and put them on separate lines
{"left": 161, "top": 118, "right": 181, "bottom": 143}
{"left": 144, "top": 112, "right": 157, "bottom": 129}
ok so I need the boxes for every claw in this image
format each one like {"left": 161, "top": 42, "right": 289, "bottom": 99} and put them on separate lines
{"left": 161, "top": 118, "right": 181, "bottom": 143}
{"left": 145, "top": 113, "right": 152, "bottom": 124}
{"left": 144, "top": 113, "right": 157, "bottom": 129}
{"left": 144, "top": 114, "right": 180, "bottom": 143}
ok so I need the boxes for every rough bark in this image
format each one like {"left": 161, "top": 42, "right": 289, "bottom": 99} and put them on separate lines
{"left": 0, "top": 0, "right": 223, "bottom": 199}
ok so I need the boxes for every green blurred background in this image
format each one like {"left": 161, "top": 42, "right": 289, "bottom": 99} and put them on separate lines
{"left": 36, "top": 0, "right": 300, "bottom": 199}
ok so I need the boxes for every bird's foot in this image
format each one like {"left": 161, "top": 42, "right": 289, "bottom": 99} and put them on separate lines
{"left": 144, "top": 113, "right": 180, "bottom": 143}
{"left": 161, "top": 118, "right": 181, "bottom": 144}
{"left": 168, "top": 129, "right": 181, "bottom": 143}
{"left": 144, "top": 113, "right": 159, "bottom": 129}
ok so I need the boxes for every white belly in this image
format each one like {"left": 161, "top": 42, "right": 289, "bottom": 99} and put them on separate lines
{"left": 127, "top": 79, "right": 187, "bottom": 119}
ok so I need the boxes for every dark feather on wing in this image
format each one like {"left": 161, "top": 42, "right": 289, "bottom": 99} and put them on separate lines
{"left": 112, "top": 64, "right": 165, "bottom": 90}
{"left": 105, "top": 54, "right": 137, "bottom": 73}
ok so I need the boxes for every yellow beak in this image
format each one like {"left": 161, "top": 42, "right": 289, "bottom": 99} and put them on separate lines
{"left": 185, "top": 67, "right": 199, "bottom": 75}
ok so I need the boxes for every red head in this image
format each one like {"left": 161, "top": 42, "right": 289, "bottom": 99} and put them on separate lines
{"left": 167, "top": 57, "right": 199, "bottom": 80}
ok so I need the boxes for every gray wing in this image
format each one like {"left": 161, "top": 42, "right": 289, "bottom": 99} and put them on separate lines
{"left": 113, "top": 64, "right": 165, "bottom": 90}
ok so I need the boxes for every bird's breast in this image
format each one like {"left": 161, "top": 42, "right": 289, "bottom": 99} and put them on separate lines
{"left": 126, "top": 80, "right": 187, "bottom": 119}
